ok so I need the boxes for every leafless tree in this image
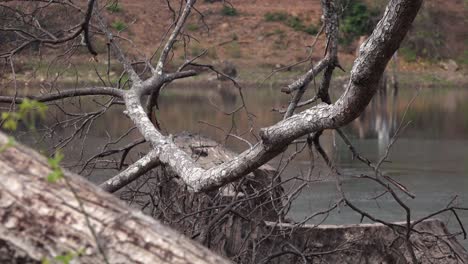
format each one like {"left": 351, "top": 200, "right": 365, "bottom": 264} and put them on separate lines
{"left": 0, "top": 0, "right": 467, "bottom": 263}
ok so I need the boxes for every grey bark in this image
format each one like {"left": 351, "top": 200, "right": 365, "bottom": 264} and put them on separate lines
{"left": 113, "top": 0, "right": 423, "bottom": 193}
{"left": 0, "top": 0, "right": 423, "bottom": 195}
{"left": 0, "top": 87, "right": 123, "bottom": 104}
{"left": 100, "top": 149, "right": 160, "bottom": 193}
{"left": 0, "top": 133, "right": 230, "bottom": 264}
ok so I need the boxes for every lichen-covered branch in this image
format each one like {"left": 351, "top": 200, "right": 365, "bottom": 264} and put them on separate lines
{"left": 100, "top": 149, "right": 160, "bottom": 193}
{"left": 119, "top": 0, "right": 423, "bottom": 192}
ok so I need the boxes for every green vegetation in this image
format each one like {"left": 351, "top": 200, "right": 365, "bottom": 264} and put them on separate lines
{"left": 106, "top": 2, "right": 122, "bottom": 13}
{"left": 399, "top": 47, "right": 417, "bottom": 62}
{"left": 264, "top": 12, "right": 288, "bottom": 22}
{"left": 341, "top": 1, "right": 461, "bottom": 62}
{"left": 118, "top": 73, "right": 130, "bottom": 89}
{"left": 231, "top": 33, "right": 238, "bottom": 41}
{"left": 42, "top": 250, "right": 83, "bottom": 264}
{"left": 221, "top": 6, "right": 238, "bottom": 16}
{"left": 264, "top": 12, "right": 319, "bottom": 35}
{"left": 421, "top": 74, "right": 454, "bottom": 86}
{"left": 111, "top": 21, "right": 126, "bottom": 31}
{"left": 285, "top": 15, "right": 305, "bottom": 31}
{"left": 0, "top": 136, "right": 15, "bottom": 153}
{"left": 186, "top": 23, "right": 199, "bottom": 31}
{"left": 303, "top": 24, "right": 319, "bottom": 35}
{"left": 47, "top": 151, "right": 64, "bottom": 183}
{"left": 1, "top": 99, "right": 48, "bottom": 131}
{"left": 340, "top": 0, "right": 378, "bottom": 45}
{"left": 459, "top": 50, "right": 468, "bottom": 65}
{"left": 400, "top": 6, "right": 446, "bottom": 61}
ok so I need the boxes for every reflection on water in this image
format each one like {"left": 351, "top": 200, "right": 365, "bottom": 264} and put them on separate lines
{"left": 351, "top": 86, "right": 397, "bottom": 156}
{"left": 157, "top": 81, "right": 468, "bottom": 144}
{"left": 2, "top": 80, "right": 467, "bottom": 246}
{"left": 157, "top": 81, "right": 468, "bottom": 247}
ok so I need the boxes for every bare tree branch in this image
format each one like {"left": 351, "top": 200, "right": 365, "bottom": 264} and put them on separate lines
{"left": 0, "top": 87, "right": 123, "bottom": 103}
{"left": 100, "top": 149, "right": 160, "bottom": 193}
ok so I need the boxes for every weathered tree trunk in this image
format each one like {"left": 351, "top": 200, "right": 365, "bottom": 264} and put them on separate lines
{"left": 0, "top": 133, "right": 230, "bottom": 264}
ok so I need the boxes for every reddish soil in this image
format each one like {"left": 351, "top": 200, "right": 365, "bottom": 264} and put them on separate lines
{"left": 106, "top": 0, "right": 466, "bottom": 70}
{"left": 110, "top": 0, "right": 342, "bottom": 68}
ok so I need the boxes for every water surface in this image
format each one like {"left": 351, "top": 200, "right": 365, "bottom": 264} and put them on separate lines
{"left": 158, "top": 81, "right": 468, "bottom": 247}
{"left": 4, "top": 79, "right": 468, "bottom": 247}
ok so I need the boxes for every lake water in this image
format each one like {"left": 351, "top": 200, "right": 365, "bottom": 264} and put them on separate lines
{"left": 156, "top": 81, "right": 468, "bottom": 247}
{"left": 3, "top": 79, "right": 468, "bottom": 247}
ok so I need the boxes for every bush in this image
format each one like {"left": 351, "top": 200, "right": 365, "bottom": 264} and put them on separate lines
{"left": 400, "top": 6, "right": 446, "bottom": 61}
{"left": 340, "top": 0, "right": 379, "bottom": 45}
{"left": 106, "top": 2, "right": 122, "bottom": 13}
{"left": 111, "top": 21, "right": 126, "bottom": 31}
{"left": 264, "top": 12, "right": 319, "bottom": 36}
{"left": 264, "top": 12, "right": 288, "bottom": 22}
{"left": 399, "top": 47, "right": 417, "bottom": 62}
{"left": 186, "top": 23, "right": 199, "bottom": 31}
{"left": 459, "top": 50, "right": 468, "bottom": 65}
{"left": 221, "top": 6, "right": 238, "bottom": 16}
{"left": 285, "top": 16, "right": 304, "bottom": 31}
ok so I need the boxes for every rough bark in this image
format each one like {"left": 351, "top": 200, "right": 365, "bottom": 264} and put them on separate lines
{"left": 0, "top": 0, "right": 424, "bottom": 195}
{"left": 100, "top": 149, "right": 160, "bottom": 193}
{"left": 0, "top": 132, "right": 230, "bottom": 264}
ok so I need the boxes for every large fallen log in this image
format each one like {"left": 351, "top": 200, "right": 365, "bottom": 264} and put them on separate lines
{"left": 0, "top": 132, "right": 230, "bottom": 264}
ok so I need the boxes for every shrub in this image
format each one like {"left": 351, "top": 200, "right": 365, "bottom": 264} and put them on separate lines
{"left": 460, "top": 50, "right": 468, "bottom": 65}
{"left": 264, "top": 12, "right": 288, "bottom": 22}
{"left": 107, "top": 2, "right": 122, "bottom": 13}
{"left": 264, "top": 12, "right": 319, "bottom": 36}
{"left": 221, "top": 6, "right": 238, "bottom": 16}
{"left": 304, "top": 24, "right": 319, "bottom": 35}
{"left": 400, "top": 6, "right": 445, "bottom": 60}
{"left": 112, "top": 21, "right": 126, "bottom": 31}
{"left": 340, "top": 0, "right": 379, "bottom": 45}
{"left": 399, "top": 47, "right": 417, "bottom": 62}
{"left": 186, "top": 23, "right": 199, "bottom": 31}
{"left": 285, "top": 16, "right": 304, "bottom": 31}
